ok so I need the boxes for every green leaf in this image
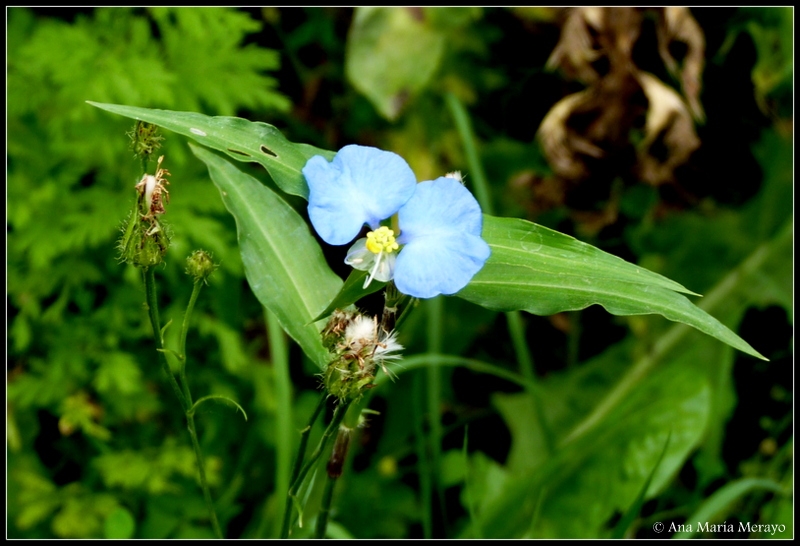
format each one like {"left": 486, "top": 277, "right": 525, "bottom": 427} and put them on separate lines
{"left": 190, "top": 144, "right": 341, "bottom": 369}
{"left": 87, "top": 101, "right": 333, "bottom": 198}
{"left": 312, "top": 269, "right": 387, "bottom": 322}
{"left": 458, "top": 215, "right": 766, "bottom": 360}
{"left": 673, "top": 478, "right": 786, "bottom": 538}
{"left": 611, "top": 432, "right": 671, "bottom": 538}
{"left": 481, "top": 346, "right": 712, "bottom": 538}
{"left": 104, "top": 507, "right": 136, "bottom": 539}
{"left": 346, "top": 7, "right": 446, "bottom": 120}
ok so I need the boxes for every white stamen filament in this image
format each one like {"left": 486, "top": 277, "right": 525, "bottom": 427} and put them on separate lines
{"left": 363, "top": 251, "right": 384, "bottom": 289}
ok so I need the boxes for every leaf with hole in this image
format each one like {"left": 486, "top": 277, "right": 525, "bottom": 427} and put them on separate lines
{"left": 88, "top": 101, "right": 333, "bottom": 198}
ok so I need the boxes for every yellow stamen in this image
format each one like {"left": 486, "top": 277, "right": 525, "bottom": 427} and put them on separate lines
{"left": 365, "top": 226, "right": 399, "bottom": 254}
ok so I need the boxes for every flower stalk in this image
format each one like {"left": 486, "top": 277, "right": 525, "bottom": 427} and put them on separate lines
{"left": 125, "top": 140, "right": 223, "bottom": 538}
{"left": 281, "top": 400, "right": 351, "bottom": 538}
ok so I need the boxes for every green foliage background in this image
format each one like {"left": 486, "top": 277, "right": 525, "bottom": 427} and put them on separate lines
{"left": 7, "top": 7, "right": 793, "bottom": 538}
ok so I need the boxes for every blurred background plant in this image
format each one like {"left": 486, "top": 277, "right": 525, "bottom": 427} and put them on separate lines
{"left": 7, "top": 7, "right": 792, "bottom": 538}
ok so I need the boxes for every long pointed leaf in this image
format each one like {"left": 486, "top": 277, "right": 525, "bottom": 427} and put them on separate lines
{"left": 88, "top": 101, "right": 332, "bottom": 198}
{"left": 190, "top": 144, "right": 341, "bottom": 369}
{"left": 458, "top": 216, "right": 765, "bottom": 360}
{"left": 311, "top": 269, "right": 387, "bottom": 323}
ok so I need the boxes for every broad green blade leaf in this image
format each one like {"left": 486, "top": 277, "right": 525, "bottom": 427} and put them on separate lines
{"left": 88, "top": 101, "right": 333, "bottom": 198}
{"left": 479, "top": 345, "right": 712, "bottom": 538}
{"left": 311, "top": 269, "right": 387, "bottom": 323}
{"left": 190, "top": 144, "right": 341, "bottom": 369}
{"left": 458, "top": 216, "right": 765, "bottom": 360}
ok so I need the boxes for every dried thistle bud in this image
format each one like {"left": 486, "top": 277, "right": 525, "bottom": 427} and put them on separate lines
{"left": 117, "top": 156, "right": 173, "bottom": 268}
{"left": 135, "top": 155, "right": 170, "bottom": 219}
{"left": 321, "top": 309, "right": 358, "bottom": 352}
{"left": 322, "top": 313, "right": 403, "bottom": 402}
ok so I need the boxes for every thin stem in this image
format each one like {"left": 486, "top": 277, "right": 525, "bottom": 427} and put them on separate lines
{"left": 412, "top": 373, "right": 433, "bottom": 539}
{"left": 446, "top": 90, "right": 555, "bottom": 453}
{"left": 506, "top": 311, "right": 553, "bottom": 454}
{"left": 143, "top": 267, "right": 221, "bottom": 538}
{"left": 375, "top": 354, "right": 536, "bottom": 391}
{"left": 395, "top": 296, "right": 418, "bottom": 332}
{"left": 506, "top": 311, "right": 536, "bottom": 383}
{"left": 143, "top": 267, "right": 187, "bottom": 410}
{"left": 316, "top": 424, "right": 352, "bottom": 539}
{"left": 278, "top": 392, "right": 327, "bottom": 539}
{"left": 444, "top": 92, "right": 494, "bottom": 216}
{"left": 281, "top": 400, "right": 349, "bottom": 539}
{"left": 462, "top": 425, "right": 482, "bottom": 538}
{"left": 176, "top": 280, "right": 203, "bottom": 408}
{"left": 315, "top": 474, "right": 337, "bottom": 539}
{"left": 290, "top": 393, "right": 328, "bottom": 492}
{"left": 446, "top": 91, "right": 555, "bottom": 454}
{"left": 179, "top": 281, "right": 203, "bottom": 378}
{"left": 567, "top": 310, "right": 581, "bottom": 369}
{"left": 426, "top": 296, "right": 446, "bottom": 535}
{"left": 186, "top": 410, "right": 223, "bottom": 538}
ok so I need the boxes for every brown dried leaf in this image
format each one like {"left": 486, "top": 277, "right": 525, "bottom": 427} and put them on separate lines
{"left": 537, "top": 90, "right": 604, "bottom": 180}
{"left": 540, "top": 7, "right": 704, "bottom": 190}
{"left": 656, "top": 7, "right": 705, "bottom": 121}
{"left": 636, "top": 72, "right": 701, "bottom": 185}
{"left": 546, "top": 7, "right": 605, "bottom": 83}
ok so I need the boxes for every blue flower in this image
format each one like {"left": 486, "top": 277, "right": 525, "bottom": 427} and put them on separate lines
{"left": 304, "top": 147, "right": 491, "bottom": 299}
{"left": 303, "top": 145, "right": 417, "bottom": 245}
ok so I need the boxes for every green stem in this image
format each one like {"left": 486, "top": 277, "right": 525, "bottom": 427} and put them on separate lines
{"left": 266, "top": 309, "right": 293, "bottom": 538}
{"left": 290, "top": 393, "right": 328, "bottom": 494}
{"left": 316, "top": 424, "right": 353, "bottom": 539}
{"left": 395, "top": 296, "right": 418, "bottom": 332}
{"left": 426, "top": 296, "right": 446, "bottom": 535}
{"left": 462, "top": 425, "right": 482, "bottom": 538}
{"left": 281, "top": 400, "right": 349, "bottom": 538}
{"left": 413, "top": 373, "right": 433, "bottom": 539}
{"left": 446, "top": 91, "right": 554, "bottom": 454}
{"left": 143, "top": 267, "right": 186, "bottom": 410}
{"left": 179, "top": 281, "right": 203, "bottom": 388}
{"left": 375, "top": 354, "right": 536, "bottom": 391}
{"left": 444, "top": 92, "right": 493, "bottom": 216}
{"left": 186, "top": 409, "right": 223, "bottom": 539}
{"left": 506, "top": 311, "right": 553, "bottom": 454}
{"left": 278, "top": 392, "right": 327, "bottom": 539}
{"left": 143, "top": 267, "right": 221, "bottom": 538}
{"left": 567, "top": 310, "right": 581, "bottom": 369}
{"left": 315, "top": 474, "right": 337, "bottom": 539}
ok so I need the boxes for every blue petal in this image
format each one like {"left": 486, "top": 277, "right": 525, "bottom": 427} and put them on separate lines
{"left": 304, "top": 145, "right": 417, "bottom": 245}
{"left": 397, "top": 177, "right": 483, "bottom": 244}
{"left": 394, "top": 232, "right": 490, "bottom": 298}
{"left": 394, "top": 177, "right": 490, "bottom": 298}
